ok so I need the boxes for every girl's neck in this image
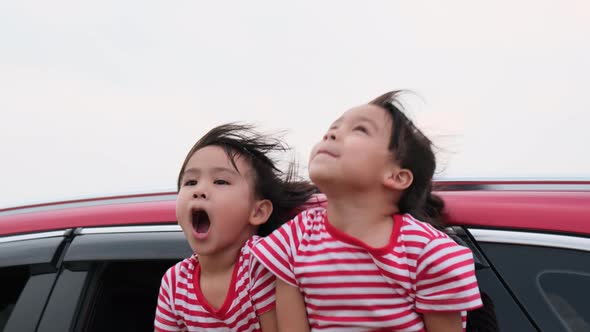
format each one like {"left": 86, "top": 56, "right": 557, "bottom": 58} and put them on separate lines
{"left": 198, "top": 234, "right": 251, "bottom": 276}
{"left": 326, "top": 189, "right": 399, "bottom": 238}
{"left": 198, "top": 225, "right": 256, "bottom": 275}
{"left": 198, "top": 249, "right": 238, "bottom": 277}
{"left": 196, "top": 240, "right": 244, "bottom": 312}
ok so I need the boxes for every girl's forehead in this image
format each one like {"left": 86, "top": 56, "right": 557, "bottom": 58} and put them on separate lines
{"left": 187, "top": 145, "right": 252, "bottom": 173}
{"left": 334, "top": 104, "right": 392, "bottom": 125}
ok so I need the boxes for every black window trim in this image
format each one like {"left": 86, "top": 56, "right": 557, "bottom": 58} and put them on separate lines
{"left": 63, "top": 225, "right": 190, "bottom": 262}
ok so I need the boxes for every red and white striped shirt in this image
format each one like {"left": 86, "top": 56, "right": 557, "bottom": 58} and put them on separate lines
{"left": 252, "top": 207, "right": 482, "bottom": 332}
{"left": 155, "top": 237, "right": 275, "bottom": 332}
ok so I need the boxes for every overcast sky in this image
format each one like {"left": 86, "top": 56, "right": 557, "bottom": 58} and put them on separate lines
{"left": 1, "top": 0, "right": 589, "bottom": 208}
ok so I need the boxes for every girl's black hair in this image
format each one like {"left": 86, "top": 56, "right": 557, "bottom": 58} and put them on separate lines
{"left": 370, "top": 91, "right": 445, "bottom": 227}
{"left": 177, "top": 123, "right": 318, "bottom": 236}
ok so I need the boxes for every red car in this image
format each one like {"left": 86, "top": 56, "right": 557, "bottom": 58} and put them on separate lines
{"left": 1, "top": 181, "right": 589, "bottom": 331}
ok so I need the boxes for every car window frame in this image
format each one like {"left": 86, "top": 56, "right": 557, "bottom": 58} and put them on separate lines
{"left": 52, "top": 225, "right": 190, "bottom": 332}
{"left": 452, "top": 227, "right": 538, "bottom": 331}
{"left": 469, "top": 228, "right": 590, "bottom": 332}
{"left": 0, "top": 230, "right": 69, "bottom": 332}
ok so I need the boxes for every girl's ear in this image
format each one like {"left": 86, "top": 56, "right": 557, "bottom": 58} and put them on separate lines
{"left": 384, "top": 168, "right": 414, "bottom": 191}
{"left": 249, "top": 199, "right": 273, "bottom": 226}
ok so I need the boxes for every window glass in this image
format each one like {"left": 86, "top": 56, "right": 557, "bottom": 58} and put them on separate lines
{"left": 0, "top": 266, "right": 30, "bottom": 330}
{"left": 539, "top": 271, "right": 590, "bottom": 331}
{"left": 77, "top": 260, "right": 176, "bottom": 332}
{"left": 453, "top": 231, "right": 534, "bottom": 331}
{"left": 479, "top": 242, "right": 590, "bottom": 332}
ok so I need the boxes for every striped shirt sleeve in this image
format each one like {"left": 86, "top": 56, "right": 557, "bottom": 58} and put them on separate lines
{"left": 154, "top": 266, "right": 183, "bottom": 331}
{"left": 414, "top": 236, "right": 483, "bottom": 313}
{"left": 249, "top": 249, "right": 277, "bottom": 315}
{"left": 251, "top": 213, "right": 306, "bottom": 287}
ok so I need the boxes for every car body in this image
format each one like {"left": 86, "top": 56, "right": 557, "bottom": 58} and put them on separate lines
{"left": 1, "top": 181, "right": 589, "bottom": 331}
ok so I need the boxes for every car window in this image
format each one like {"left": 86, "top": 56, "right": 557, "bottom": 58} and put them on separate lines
{"left": 0, "top": 234, "right": 66, "bottom": 332}
{"left": 539, "top": 271, "right": 590, "bottom": 331}
{"left": 479, "top": 242, "right": 590, "bottom": 332}
{"left": 36, "top": 268, "right": 89, "bottom": 332}
{"left": 75, "top": 260, "right": 177, "bottom": 332}
{"left": 452, "top": 230, "right": 535, "bottom": 331}
{"left": 0, "top": 266, "right": 30, "bottom": 331}
{"left": 54, "top": 227, "right": 190, "bottom": 331}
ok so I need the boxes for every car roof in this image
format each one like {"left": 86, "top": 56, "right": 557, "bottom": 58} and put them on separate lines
{"left": 0, "top": 193, "right": 178, "bottom": 237}
{"left": 1, "top": 181, "right": 589, "bottom": 237}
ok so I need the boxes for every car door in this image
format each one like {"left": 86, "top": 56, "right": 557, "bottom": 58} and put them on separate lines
{"left": 1, "top": 230, "right": 69, "bottom": 332}
{"left": 469, "top": 228, "right": 590, "bottom": 332}
{"left": 451, "top": 227, "right": 538, "bottom": 332}
{"left": 35, "top": 225, "right": 191, "bottom": 332}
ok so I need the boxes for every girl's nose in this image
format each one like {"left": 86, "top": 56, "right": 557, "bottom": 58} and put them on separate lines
{"left": 323, "top": 131, "right": 337, "bottom": 141}
{"left": 193, "top": 192, "right": 207, "bottom": 199}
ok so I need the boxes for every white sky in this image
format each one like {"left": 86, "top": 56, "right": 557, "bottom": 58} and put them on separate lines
{"left": 1, "top": 0, "right": 589, "bottom": 208}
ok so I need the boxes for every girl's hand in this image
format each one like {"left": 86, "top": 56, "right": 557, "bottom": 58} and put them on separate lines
{"left": 423, "top": 312, "right": 463, "bottom": 332}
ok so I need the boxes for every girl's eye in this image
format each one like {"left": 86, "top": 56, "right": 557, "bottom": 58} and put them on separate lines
{"left": 214, "top": 179, "right": 229, "bottom": 185}
{"left": 354, "top": 126, "right": 368, "bottom": 134}
{"left": 184, "top": 180, "right": 197, "bottom": 186}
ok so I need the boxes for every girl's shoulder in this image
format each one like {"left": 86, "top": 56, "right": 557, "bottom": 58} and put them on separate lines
{"left": 294, "top": 205, "right": 328, "bottom": 231}
{"left": 398, "top": 213, "right": 453, "bottom": 243}
{"left": 170, "top": 255, "right": 198, "bottom": 270}
{"left": 290, "top": 193, "right": 327, "bottom": 216}
{"left": 301, "top": 205, "right": 328, "bottom": 217}
{"left": 161, "top": 255, "right": 198, "bottom": 286}
{"left": 245, "top": 235, "right": 262, "bottom": 251}
{"left": 397, "top": 214, "right": 473, "bottom": 261}
{"left": 256, "top": 206, "right": 327, "bottom": 244}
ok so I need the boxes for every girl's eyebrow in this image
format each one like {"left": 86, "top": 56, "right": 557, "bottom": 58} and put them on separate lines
{"left": 210, "top": 167, "right": 238, "bottom": 175}
{"left": 182, "top": 168, "right": 200, "bottom": 177}
{"left": 353, "top": 115, "right": 379, "bottom": 130}
{"left": 183, "top": 167, "right": 238, "bottom": 176}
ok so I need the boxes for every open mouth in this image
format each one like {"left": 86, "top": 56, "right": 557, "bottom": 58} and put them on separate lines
{"left": 192, "top": 209, "right": 211, "bottom": 235}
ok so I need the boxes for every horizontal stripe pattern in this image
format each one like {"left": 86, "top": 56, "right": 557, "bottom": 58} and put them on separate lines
{"left": 252, "top": 207, "right": 482, "bottom": 331}
{"left": 155, "top": 237, "right": 275, "bottom": 331}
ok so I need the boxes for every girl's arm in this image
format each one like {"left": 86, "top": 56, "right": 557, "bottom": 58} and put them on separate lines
{"left": 276, "top": 279, "right": 310, "bottom": 332}
{"left": 423, "top": 312, "right": 462, "bottom": 332}
{"left": 416, "top": 237, "right": 482, "bottom": 332}
{"left": 259, "top": 309, "right": 278, "bottom": 332}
